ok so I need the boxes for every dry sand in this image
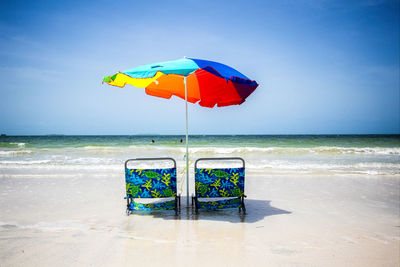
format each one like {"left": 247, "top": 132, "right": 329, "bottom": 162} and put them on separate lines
{"left": 0, "top": 174, "right": 399, "bottom": 266}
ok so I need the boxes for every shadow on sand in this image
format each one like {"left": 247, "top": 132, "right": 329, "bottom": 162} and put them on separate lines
{"left": 129, "top": 199, "right": 291, "bottom": 223}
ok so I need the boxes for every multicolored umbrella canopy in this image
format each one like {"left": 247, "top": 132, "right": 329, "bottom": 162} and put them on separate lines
{"left": 103, "top": 58, "right": 258, "bottom": 107}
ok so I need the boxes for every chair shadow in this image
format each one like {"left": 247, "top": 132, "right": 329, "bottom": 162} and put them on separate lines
{"left": 129, "top": 199, "right": 291, "bottom": 223}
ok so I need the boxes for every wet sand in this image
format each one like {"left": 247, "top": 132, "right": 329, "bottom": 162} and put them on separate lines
{"left": 0, "top": 174, "right": 399, "bottom": 266}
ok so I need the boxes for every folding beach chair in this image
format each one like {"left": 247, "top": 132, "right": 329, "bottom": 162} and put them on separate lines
{"left": 192, "top": 157, "right": 246, "bottom": 214}
{"left": 125, "top": 157, "right": 181, "bottom": 215}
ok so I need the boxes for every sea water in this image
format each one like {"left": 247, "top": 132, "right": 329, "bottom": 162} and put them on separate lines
{"left": 0, "top": 135, "right": 399, "bottom": 179}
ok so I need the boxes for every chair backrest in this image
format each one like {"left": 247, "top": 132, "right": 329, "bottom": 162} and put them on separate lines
{"left": 194, "top": 157, "right": 245, "bottom": 198}
{"left": 125, "top": 158, "right": 177, "bottom": 199}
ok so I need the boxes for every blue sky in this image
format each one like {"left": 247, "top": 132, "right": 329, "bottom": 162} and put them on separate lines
{"left": 0, "top": 0, "right": 399, "bottom": 135}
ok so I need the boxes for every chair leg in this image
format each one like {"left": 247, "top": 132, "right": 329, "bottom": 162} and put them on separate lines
{"left": 194, "top": 196, "right": 199, "bottom": 214}
{"left": 175, "top": 196, "right": 178, "bottom": 215}
{"left": 126, "top": 197, "right": 130, "bottom": 216}
{"left": 241, "top": 197, "right": 246, "bottom": 214}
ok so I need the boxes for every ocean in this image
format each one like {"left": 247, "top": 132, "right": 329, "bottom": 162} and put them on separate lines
{"left": 0, "top": 135, "right": 399, "bottom": 179}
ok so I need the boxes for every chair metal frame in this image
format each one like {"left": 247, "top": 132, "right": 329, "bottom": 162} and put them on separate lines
{"left": 124, "top": 157, "right": 181, "bottom": 215}
{"left": 192, "top": 157, "right": 246, "bottom": 214}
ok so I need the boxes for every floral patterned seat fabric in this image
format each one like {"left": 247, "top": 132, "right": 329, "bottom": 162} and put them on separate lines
{"left": 125, "top": 167, "right": 177, "bottom": 211}
{"left": 194, "top": 167, "right": 245, "bottom": 210}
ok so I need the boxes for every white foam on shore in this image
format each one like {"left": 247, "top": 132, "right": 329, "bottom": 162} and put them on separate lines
{"left": 191, "top": 146, "right": 400, "bottom": 155}
{"left": 0, "top": 150, "right": 33, "bottom": 156}
{"left": 71, "top": 145, "right": 400, "bottom": 155}
{"left": 0, "top": 161, "right": 398, "bottom": 176}
{"left": 0, "top": 163, "right": 122, "bottom": 171}
{"left": 0, "top": 159, "right": 52, "bottom": 164}
{"left": 0, "top": 173, "right": 121, "bottom": 179}
{"left": 247, "top": 161, "right": 400, "bottom": 170}
{"left": 1, "top": 150, "right": 399, "bottom": 174}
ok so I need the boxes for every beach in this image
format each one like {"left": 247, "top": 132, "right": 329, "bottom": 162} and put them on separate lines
{"left": 0, "top": 135, "right": 399, "bottom": 266}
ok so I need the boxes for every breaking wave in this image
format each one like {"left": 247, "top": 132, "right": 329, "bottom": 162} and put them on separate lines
{"left": 68, "top": 145, "right": 400, "bottom": 156}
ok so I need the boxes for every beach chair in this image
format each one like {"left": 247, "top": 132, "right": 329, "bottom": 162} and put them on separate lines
{"left": 124, "top": 158, "right": 181, "bottom": 215}
{"left": 192, "top": 157, "right": 246, "bottom": 214}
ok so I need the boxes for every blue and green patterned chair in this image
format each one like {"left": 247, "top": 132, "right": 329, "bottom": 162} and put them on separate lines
{"left": 192, "top": 157, "right": 246, "bottom": 214}
{"left": 125, "top": 158, "right": 181, "bottom": 215}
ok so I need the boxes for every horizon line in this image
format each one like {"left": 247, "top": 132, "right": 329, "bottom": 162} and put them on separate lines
{"left": 1, "top": 133, "right": 399, "bottom": 137}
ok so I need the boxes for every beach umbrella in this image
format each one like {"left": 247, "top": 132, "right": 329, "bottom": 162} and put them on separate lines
{"left": 103, "top": 57, "right": 258, "bottom": 204}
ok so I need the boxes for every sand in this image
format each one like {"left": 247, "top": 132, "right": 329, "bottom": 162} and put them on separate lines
{"left": 0, "top": 174, "right": 399, "bottom": 267}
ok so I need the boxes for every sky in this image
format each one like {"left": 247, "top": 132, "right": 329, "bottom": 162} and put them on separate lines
{"left": 0, "top": 0, "right": 399, "bottom": 135}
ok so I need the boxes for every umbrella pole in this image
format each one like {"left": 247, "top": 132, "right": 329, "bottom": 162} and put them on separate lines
{"left": 184, "top": 76, "right": 189, "bottom": 206}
